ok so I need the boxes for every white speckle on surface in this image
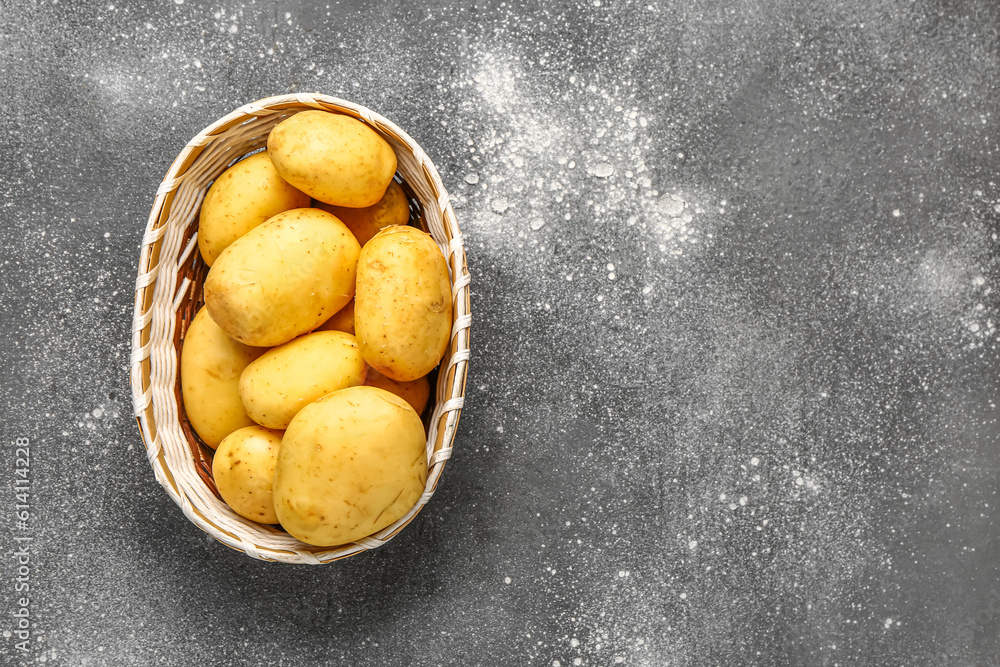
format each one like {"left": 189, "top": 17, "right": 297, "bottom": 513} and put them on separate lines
{"left": 491, "top": 198, "right": 509, "bottom": 214}
{"left": 657, "top": 194, "right": 686, "bottom": 217}
{"left": 465, "top": 173, "right": 480, "bottom": 184}
{"left": 589, "top": 162, "right": 614, "bottom": 178}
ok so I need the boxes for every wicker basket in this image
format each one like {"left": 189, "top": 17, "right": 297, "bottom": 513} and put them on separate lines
{"left": 129, "top": 94, "right": 471, "bottom": 563}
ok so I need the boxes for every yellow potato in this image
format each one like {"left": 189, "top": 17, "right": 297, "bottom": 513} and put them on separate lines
{"left": 212, "top": 425, "right": 282, "bottom": 524}
{"left": 355, "top": 226, "right": 452, "bottom": 382}
{"left": 268, "top": 110, "right": 397, "bottom": 208}
{"left": 204, "top": 207, "right": 360, "bottom": 347}
{"left": 198, "top": 151, "right": 310, "bottom": 267}
{"left": 239, "top": 330, "right": 367, "bottom": 429}
{"left": 365, "top": 367, "right": 430, "bottom": 416}
{"left": 315, "top": 298, "right": 355, "bottom": 335}
{"left": 180, "top": 307, "right": 265, "bottom": 448}
{"left": 314, "top": 180, "right": 410, "bottom": 246}
{"left": 272, "top": 386, "right": 427, "bottom": 546}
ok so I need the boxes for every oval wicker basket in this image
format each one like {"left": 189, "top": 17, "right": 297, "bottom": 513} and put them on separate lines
{"left": 129, "top": 94, "right": 471, "bottom": 564}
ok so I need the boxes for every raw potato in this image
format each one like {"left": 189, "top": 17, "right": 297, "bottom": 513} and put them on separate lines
{"left": 355, "top": 225, "right": 453, "bottom": 382}
{"left": 239, "top": 330, "right": 367, "bottom": 430}
{"left": 198, "top": 151, "right": 310, "bottom": 266}
{"left": 316, "top": 298, "right": 355, "bottom": 335}
{"left": 272, "top": 386, "right": 427, "bottom": 546}
{"left": 204, "top": 207, "right": 360, "bottom": 347}
{"left": 212, "top": 425, "right": 283, "bottom": 524}
{"left": 268, "top": 110, "right": 397, "bottom": 208}
{"left": 180, "top": 307, "right": 264, "bottom": 448}
{"left": 365, "top": 367, "right": 430, "bottom": 416}
{"left": 314, "top": 180, "right": 410, "bottom": 246}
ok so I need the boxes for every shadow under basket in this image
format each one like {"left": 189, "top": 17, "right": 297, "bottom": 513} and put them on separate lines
{"left": 129, "top": 94, "right": 471, "bottom": 564}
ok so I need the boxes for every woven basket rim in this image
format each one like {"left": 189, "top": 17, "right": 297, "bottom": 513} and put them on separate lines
{"left": 130, "top": 93, "right": 471, "bottom": 564}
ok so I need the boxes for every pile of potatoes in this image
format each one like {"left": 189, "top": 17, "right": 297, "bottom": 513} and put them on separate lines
{"left": 179, "top": 110, "right": 452, "bottom": 548}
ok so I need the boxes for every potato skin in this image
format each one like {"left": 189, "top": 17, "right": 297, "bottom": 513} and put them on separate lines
{"left": 273, "top": 386, "right": 427, "bottom": 547}
{"left": 314, "top": 180, "right": 410, "bottom": 246}
{"left": 204, "top": 207, "right": 360, "bottom": 347}
{"left": 365, "top": 367, "right": 430, "bottom": 416}
{"left": 268, "top": 110, "right": 397, "bottom": 208}
{"left": 355, "top": 226, "right": 453, "bottom": 382}
{"left": 180, "top": 307, "right": 265, "bottom": 448}
{"left": 239, "top": 330, "right": 367, "bottom": 430}
{"left": 315, "top": 298, "right": 355, "bottom": 335}
{"left": 198, "top": 151, "right": 310, "bottom": 267}
{"left": 212, "top": 425, "right": 283, "bottom": 524}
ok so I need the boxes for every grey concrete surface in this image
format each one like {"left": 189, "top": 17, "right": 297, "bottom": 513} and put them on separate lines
{"left": 1, "top": 0, "right": 1000, "bottom": 665}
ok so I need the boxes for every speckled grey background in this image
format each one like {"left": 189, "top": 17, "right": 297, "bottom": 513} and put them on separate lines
{"left": 2, "top": 0, "right": 1000, "bottom": 665}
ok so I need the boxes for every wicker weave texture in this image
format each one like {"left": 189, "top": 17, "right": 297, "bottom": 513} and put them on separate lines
{"left": 130, "top": 94, "right": 470, "bottom": 564}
